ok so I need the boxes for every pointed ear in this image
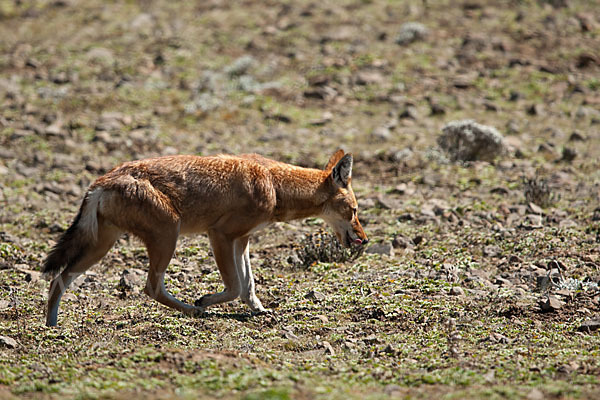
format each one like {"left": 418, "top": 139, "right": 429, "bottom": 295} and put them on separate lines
{"left": 331, "top": 153, "right": 353, "bottom": 188}
{"left": 324, "top": 149, "right": 345, "bottom": 171}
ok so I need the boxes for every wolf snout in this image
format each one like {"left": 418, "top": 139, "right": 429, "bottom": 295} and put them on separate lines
{"left": 352, "top": 237, "right": 368, "bottom": 245}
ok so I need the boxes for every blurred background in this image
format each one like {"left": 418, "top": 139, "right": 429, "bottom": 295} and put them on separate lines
{"left": 1, "top": 0, "right": 600, "bottom": 398}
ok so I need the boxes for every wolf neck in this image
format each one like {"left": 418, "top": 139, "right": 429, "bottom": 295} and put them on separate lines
{"left": 272, "top": 166, "right": 329, "bottom": 222}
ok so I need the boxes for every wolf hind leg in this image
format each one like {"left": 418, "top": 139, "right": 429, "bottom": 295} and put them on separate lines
{"left": 142, "top": 224, "right": 203, "bottom": 316}
{"left": 46, "top": 219, "right": 121, "bottom": 327}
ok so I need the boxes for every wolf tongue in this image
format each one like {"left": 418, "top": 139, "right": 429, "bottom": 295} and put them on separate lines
{"left": 353, "top": 239, "right": 363, "bottom": 245}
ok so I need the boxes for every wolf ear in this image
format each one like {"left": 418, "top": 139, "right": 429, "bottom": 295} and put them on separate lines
{"left": 331, "top": 153, "right": 353, "bottom": 188}
{"left": 324, "top": 149, "right": 345, "bottom": 171}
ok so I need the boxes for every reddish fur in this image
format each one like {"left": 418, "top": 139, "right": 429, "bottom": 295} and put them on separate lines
{"left": 43, "top": 151, "right": 367, "bottom": 326}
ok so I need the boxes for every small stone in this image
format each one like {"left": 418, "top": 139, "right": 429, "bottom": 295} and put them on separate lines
{"left": 392, "top": 234, "right": 414, "bottom": 249}
{"left": 560, "top": 147, "right": 577, "bottom": 163}
{"left": 527, "top": 388, "right": 545, "bottom": 400}
{"left": 391, "top": 149, "right": 414, "bottom": 163}
{"left": 305, "top": 290, "right": 325, "bottom": 302}
{"left": 449, "top": 286, "right": 465, "bottom": 296}
{"left": 539, "top": 295, "right": 563, "bottom": 312}
{"left": 527, "top": 103, "right": 545, "bottom": 116}
{"left": 86, "top": 47, "right": 114, "bottom": 65}
{"left": 118, "top": 269, "right": 145, "bottom": 291}
{"left": 569, "top": 131, "right": 586, "bottom": 142}
{"left": 483, "top": 245, "right": 502, "bottom": 258}
{"left": 382, "top": 343, "right": 396, "bottom": 355}
{"left": 371, "top": 126, "right": 392, "bottom": 141}
{"left": 0, "top": 300, "right": 10, "bottom": 311}
{"left": 130, "top": 13, "right": 154, "bottom": 35}
{"left": 578, "top": 319, "right": 600, "bottom": 332}
{"left": 524, "top": 214, "right": 543, "bottom": 226}
{"left": 0, "top": 335, "right": 18, "bottom": 349}
{"left": 224, "top": 56, "right": 255, "bottom": 76}
{"left": 395, "top": 22, "right": 429, "bottom": 45}
{"left": 315, "top": 315, "right": 329, "bottom": 323}
{"left": 322, "top": 340, "right": 335, "bottom": 355}
{"left": 528, "top": 202, "right": 544, "bottom": 214}
{"left": 399, "top": 105, "right": 418, "bottom": 120}
{"left": 559, "top": 219, "right": 577, "bottom": 228}
{"left": 536, "top": 275, "right": 551, "bottom": 292}
{"left": 355, "top": 71, "right": 384, "bottom": 85}
{"left": 23, "top": 270, "right": 41, "bottom": 283}
{"left": 489, "top": 332, "right": 510, "bottom": 344}
{"left": 283, "top": 330, "right": 299, "bottom": 340}
{"left": 309, "top": 111, "right": 333, "bottom": 126}
{"left": 376, "top": 195, "right": 401, "bottom": 210}
{"left": 365, "top": 242, "right": 394, "bottom": 257}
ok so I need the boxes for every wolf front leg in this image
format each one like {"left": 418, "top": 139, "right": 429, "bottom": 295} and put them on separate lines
{"left": 195, "top": 230, "right": 242, "bottom": 309}
{"left": 234, "top": 236, "right": 266, "bottom": 313}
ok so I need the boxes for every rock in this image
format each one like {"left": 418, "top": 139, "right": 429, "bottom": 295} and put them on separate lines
{"left": 489, "top": 332, "right": 511, "bottom": 344}
{"left": 315, "top": 315, "right": 329, "bottom": 323}
{"left": 365, "top": 242, "right": 394, "bottom": 257}
{"left": 382, "top": 343, "right": 397, "bottom": 355}
{"left": 539, "top": 295, "right": 563, "bottom": 312}
{"left": 426, "top": 97, "right": 445, "bottom": 115}
{"left": 118, "top": 269, "right": 145, "bottom": 291}
{"left": 560, "top": 147, "right": 577, "bottom": 163}
{"left": 528, "top": 202, "right": 544, "bottom": 214}
{"left": 536, "top": 275, "right": 551, "bottom": 292}
{"left": 0, "top": 336, "right": 18, "bottom": 349}
{"left": 86, "top": 47, "right": 114, "bottom": 65}
{"left": 395, "top": 22, "right": 429, "bottom": 45}
{"left": 449, "top": 286, "right": 465, "bottom": 296}
{"left": 559, "top": 219, "right": 577, "bottom": 228}
{"left": 527, "top": 388, "right": 545, "bottom": 400}
{"left": 305, "top": 290, "right": 325, "bottom": 302}
{"left": 523, "top": 214, "right": 543, "bottom": 227}
{"left": 376, "top": 195, "right": 401, "bottom": 210}
{"left": 355, "top": 71, "right": 384, "bottom": 85}
{"left": 578, "top": 319, "right": 600, "bottom": 332}
{"left": 575, "top": 105, "right": 600, "bottom": 119}
{"left": 224, "top": 56, "right": 255, "bottom": 76}
{"left": 483, "top": 245, "right": 502, "bottom": 258}
{"left": 371, "top": 126, "right": 392, "bottom": 141}
{"left": 309, "top": 111, "right": 333, "bottom": 126}
{"left": 0, "top": 300, "right": 10, "bottom": 311}
{"left": 23, "top": 270, "right": 41, "bottom": 283}
{"left": 527, "top": 103, "right": 545, "bottom": 116}
{"left": 392, "top": 234, "right": 414, "bottom": 249}
{"left": 322, "top": 340, "right": 335, "bottom": 356}
{"left": 283, "top": 330, "right": 299, "bottom": 340}
{"left": 569, "top": 131, "right": 586, "bottom": 142}
{"left": 399, "top": 105, "right": 418, "bottom": 120}
{"left": 130, "top": 13, "right": 154, "bottom": 35}
{"left": 391, "top": 148, "right": 414, "bottom": 163}
{"left": 437, "top": 120, "right": 506, "bottom": 162}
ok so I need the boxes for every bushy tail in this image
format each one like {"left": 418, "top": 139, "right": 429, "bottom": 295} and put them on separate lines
{"left": 42, "top": 188, "right": 102, "bottom": 279}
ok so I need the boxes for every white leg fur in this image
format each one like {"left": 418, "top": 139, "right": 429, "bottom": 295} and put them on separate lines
{"left": 234, "top": 237, "right": 266, "bottom": 312}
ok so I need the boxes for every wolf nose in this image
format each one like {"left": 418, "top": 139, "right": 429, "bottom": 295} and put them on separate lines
{"left": 362, "top": 238, "right": 369, "bottom": 245}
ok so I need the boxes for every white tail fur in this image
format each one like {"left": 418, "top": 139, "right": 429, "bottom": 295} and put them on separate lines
{"left": 79, "top": 188, "right": 103, "bottom": 243}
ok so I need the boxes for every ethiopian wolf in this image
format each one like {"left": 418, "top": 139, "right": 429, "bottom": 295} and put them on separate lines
{"left": 43, "top": 150, "right": 368, "bottom": 326}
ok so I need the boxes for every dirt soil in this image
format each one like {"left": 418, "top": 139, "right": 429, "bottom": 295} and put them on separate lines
{"left": 1, "top": 0, "right": 600, "bottom": 399}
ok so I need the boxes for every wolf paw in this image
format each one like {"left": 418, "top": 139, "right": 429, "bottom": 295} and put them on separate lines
{"left": 183, "top": 306, "right": 205, "bottom": 317}
{"left": 250, "top": 308, "right": 273, "bottom": 317}
{"left": 194, "top": 295, "right": 209, "bottom": 308}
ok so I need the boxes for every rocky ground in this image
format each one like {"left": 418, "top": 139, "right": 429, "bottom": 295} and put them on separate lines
{"left": 1, "top": 0, "right": 600, "bottom": 398}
